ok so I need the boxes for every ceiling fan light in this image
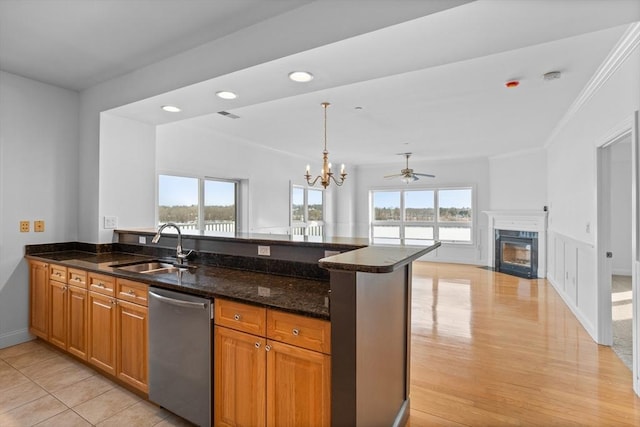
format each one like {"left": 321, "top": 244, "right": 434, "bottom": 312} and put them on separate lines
{"left": 401, "top": 175, "right": 418, "bottom": 184}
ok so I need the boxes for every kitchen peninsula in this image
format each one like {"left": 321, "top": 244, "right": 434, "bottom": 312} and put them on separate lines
{"left": 26, "top": 230, "right": 440, "bottom": 427}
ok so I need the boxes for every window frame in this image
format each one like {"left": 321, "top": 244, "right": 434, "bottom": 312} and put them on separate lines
{"left": 157, "top": 173, "right": 240, "bottom": 233}
{"left": 290, "top": 184, "right": 325, "bottom": 236}
{"left": 370, "top": 185, "right": 474, "bottom": 245}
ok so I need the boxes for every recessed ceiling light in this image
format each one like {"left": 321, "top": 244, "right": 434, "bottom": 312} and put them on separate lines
{"left": 288, "top": 71, "right": 314, "bottom": 83}
{"left": 161, "top": 105, "right": 181, "bottom": 112}
{"left": 216, "top": 91, "right": 237, "bottom": 100}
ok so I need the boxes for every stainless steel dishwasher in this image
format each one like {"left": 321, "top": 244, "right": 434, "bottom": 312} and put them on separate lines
{"left": 148, "top": 287, "right": 212, "bottom": 427}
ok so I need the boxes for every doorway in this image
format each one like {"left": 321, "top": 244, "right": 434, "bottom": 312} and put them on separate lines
{"left": 596, "top": 111, "right": 640, "bottom": 395}
{"left": 608, "top": 137, "right": 633, "bottom": 369}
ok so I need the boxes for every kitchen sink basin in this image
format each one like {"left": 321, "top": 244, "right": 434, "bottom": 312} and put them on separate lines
{"left": 112, "top": 260, "right": 196, "bottom": 274}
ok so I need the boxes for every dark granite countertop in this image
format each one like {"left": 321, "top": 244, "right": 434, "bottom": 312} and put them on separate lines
{"left": 26, "top": 251, "right": 330, "bottom": 320}
{"left": 318, "top": 242, "right": 441, "bottom": 273}
{"left": 115, "top": 228, "right": 369, "bottom": 250}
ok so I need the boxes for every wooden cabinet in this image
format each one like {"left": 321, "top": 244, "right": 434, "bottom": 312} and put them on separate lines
{"left": 266, "top": 341, "right": 331, "bottom": 427}
{"left": 116, "top": 279, "right": 148, "bottom": 393}
{"left": 29, "top": 260, "right": 49, "bottom": 339}
{"left": 88, "top": 291, "right": 117, "bottom": 375}
{"left": 215, "top": 326, "right": 267, "bottom": 427}
{"left": 88, "top": 278, "right": 149, "bottom": 392}
{"left": 67, "top": 284, "right": 88, "bottom": 359}
{"left": 214, "top": 299, "right": 331, "bottom": 427}
{"left": 49, "top": 278, "right": 68, "bottom": 349}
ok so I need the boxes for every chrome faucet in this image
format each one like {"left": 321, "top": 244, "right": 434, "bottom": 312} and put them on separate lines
{"left": 152, "top": 222, "right": 193, "bottom": 264}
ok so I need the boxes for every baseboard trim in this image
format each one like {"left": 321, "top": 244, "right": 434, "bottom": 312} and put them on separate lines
{"left": 547, "top": 275, "right": 598, "bottom": 343}
{"left": 612, "top": 269, "right": 632, "bottom": 277}
{"left": 0, "top": 328, "right": 34, "bottom": 349}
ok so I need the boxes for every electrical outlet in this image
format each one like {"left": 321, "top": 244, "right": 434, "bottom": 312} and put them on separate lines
{"left": 20, "top": 221, "right": 30, "bottom": 232}
{"left": 258, "top": 246, "right": 271, "bottom": 256}
{"left": 138, "top": 236, "right": 146, "bottom": 244}
{"left": 34, "top": 220, "right": 45, "bottom": 232}
{"left": 104, "top": 216, "right": 118, "bottom": 229}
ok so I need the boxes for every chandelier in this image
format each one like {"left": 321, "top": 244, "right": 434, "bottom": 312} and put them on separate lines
{"left": 304, "top": 102, "right": 347, "bottom": 188}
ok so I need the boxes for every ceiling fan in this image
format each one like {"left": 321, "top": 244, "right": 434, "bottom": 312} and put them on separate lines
{"left": 384, "top": 153, "right": 435, "bottom": 183}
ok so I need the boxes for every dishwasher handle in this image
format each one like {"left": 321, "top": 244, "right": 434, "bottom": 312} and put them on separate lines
{"left": 149, "top": 291, "right": 208, "bottom": 310}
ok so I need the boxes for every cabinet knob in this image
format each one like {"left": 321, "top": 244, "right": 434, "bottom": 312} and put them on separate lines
{"left": 96, "top": 283, "right": 105, "bottom": 288}
{"left": 233, "top": 314, "right": 241, "bottom": 321}
{"left": 128, "top": 290, "right": 136, "bottom": 296}
{"left": 265, "top": 345, "right": 271, "bottom": 352}
{"left": 110, "top": 299, "right": 116, "bottom": 305}
{"left": 63, "top": 286, "right": 68, "bottom": 292}
{"left": 255, "top": 342, "right": 261, "bottom": 349}
{"left": 292, "top": 328, "right": 299, "bottom": 336}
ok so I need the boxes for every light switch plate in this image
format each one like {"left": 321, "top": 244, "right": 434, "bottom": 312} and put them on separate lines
{"left": 104, "top": 216, "right": 118, "bottom": 229}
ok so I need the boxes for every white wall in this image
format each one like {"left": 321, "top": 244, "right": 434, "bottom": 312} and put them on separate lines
{"left": 99, "top": 113, "right": 156, "bottom": 242}
{"left": 610, "top": 139, "right": 633, "bottom": 275}
{"left": 355, "top": 157, "right": 490, "bottom": 265}
{"left": 80, "top": 3, "right": 449, "bottom": 243}
{"left": 156, "top": 121, "right": 346, "bottom": 233}
{"left": 489, "top": 149, "right": 547, "bottom": 211}
{"left": 546, "top": 41, "right": 640, "bottom": 341}
{"left": 0, "top": 71, "right": 79, "bottom": 347}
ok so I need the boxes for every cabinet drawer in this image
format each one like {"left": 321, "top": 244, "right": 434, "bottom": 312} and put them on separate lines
{"left": 117, "top": 279, "right": 148, "bottom": 306}
{"left": 88, "top": 273, "right": 115, "bottom": 296}
{"left": 267, "top": 310, "right": 331, "bottom": 354}
{"left": 215, "top": 299, "right": 266, "bottom": 336}
{"left": 68, "top": 268, "right": 87, "bottom": 288}
{"left": 50, "top": 264, "right": 67, "bottom": 283}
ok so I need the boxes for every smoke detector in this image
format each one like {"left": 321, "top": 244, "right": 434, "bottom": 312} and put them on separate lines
{"left": 543, "top": 71, "right": 562, "bottom": 81}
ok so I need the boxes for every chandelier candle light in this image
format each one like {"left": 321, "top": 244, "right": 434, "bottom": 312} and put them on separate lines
{"left": 304, "top": 102, "right": 347, "bottom": 188}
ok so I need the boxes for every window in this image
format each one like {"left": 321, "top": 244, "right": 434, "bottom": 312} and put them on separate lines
{"left": 370, "top": 187, "right": 472, "bottom": 244}
{"left": 291, "top": 185, "right": 324, "bottom": 236}
{"left": 158, "top": 174, "right": 238, "bottom": 233}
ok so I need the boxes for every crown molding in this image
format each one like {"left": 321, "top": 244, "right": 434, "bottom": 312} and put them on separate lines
{"left": 544, "top": 22, "right": 640, "bottom": 148}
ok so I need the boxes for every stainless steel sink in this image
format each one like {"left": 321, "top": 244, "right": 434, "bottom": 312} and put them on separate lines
{"left": 112, "top": 260, "right": 196, "bottom": 274}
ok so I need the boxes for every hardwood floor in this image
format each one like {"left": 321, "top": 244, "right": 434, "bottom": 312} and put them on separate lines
{"left": 408, "top": 262, "right": 640, "bottom": 426}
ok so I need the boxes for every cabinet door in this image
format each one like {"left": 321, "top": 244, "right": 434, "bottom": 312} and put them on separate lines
{"left": 67, "top": 286, "right": 88, "bottom": 360}
{"left": 88, "top": 291, "right": 117, "bottom": 375}
{"left": 266, "top": 340, "right": 331, "bottom": 427}
{"left": 215, "top": 326, "right": 267, "bottom": 427}
{"left": 29, "top": 261, "right": 49, "bottom": 339}
{"left": 116, "top": 299, "right": 148, "bottom": 392}
{"left": 49, "top": 280, "right": 68, "bottom": 350}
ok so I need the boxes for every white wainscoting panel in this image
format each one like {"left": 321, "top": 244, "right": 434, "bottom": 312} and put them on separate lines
{"left": 547, "top": 231, "right": 598, "bottom": 341}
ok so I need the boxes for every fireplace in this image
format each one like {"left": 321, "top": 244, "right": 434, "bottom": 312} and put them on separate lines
{"left": 484, "top": 210, "right": 547, "bottom": 279}
{"left": 495, "top": 229, "right": 538, "bottom": 278}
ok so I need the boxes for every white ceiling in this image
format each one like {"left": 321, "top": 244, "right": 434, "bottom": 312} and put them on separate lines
{"left": 1, "top": 0, "right": 639, "bottom": 166}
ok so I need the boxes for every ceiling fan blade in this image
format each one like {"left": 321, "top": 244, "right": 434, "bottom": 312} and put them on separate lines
{"left": 384, "top": 173, "right": 403, "bottom": 178}
{"left": 413, "top": 173, "right": 436, "bottom": 178}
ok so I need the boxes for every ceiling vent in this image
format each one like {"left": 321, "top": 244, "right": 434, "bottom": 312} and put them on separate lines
{"left": 217, "top": 111, "right": 240, "bottom": 119}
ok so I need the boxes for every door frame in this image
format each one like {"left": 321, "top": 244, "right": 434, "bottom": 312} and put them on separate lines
{"left": 596, "top": 112, "right": 639, "bottom": 394}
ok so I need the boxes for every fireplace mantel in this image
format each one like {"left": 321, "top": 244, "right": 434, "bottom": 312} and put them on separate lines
{"left": 484, "top": 210, "right": 548, "bottom": 278}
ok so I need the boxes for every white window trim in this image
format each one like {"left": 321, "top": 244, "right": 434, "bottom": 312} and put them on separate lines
{"left": 290, "top": 184, "right": 326, "bottom": 235}
{"left": 369, "top": 185, "right": 475, "bottom": 245}
{"left": 157, "top": 173, "right": 241, "bottom": 232}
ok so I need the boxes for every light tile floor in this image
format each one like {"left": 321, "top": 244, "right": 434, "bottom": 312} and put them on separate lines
{"left": 0, "top": 339, "right": 194, "bottom": 426}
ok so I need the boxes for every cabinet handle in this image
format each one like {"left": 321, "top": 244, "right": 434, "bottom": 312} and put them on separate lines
{"left": 128, "top": 290, "right": 136, "bottom": 296}
{"left": 63, "top": 286, "right": 68, "bottom": 292}
{"left": 255, "top": 342, "right": 261, "bottom": 349}
{"left": 96, "top": 283, "right": 105, "bottom": 288}
{"left": 292, "top": 328, "right": 299, "bottom": 336}
{"left": 265, "top": 345, "right": 271, "bottom": 352}
{"left": 233, "top": 314, "right": 241, "bottom": 321}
